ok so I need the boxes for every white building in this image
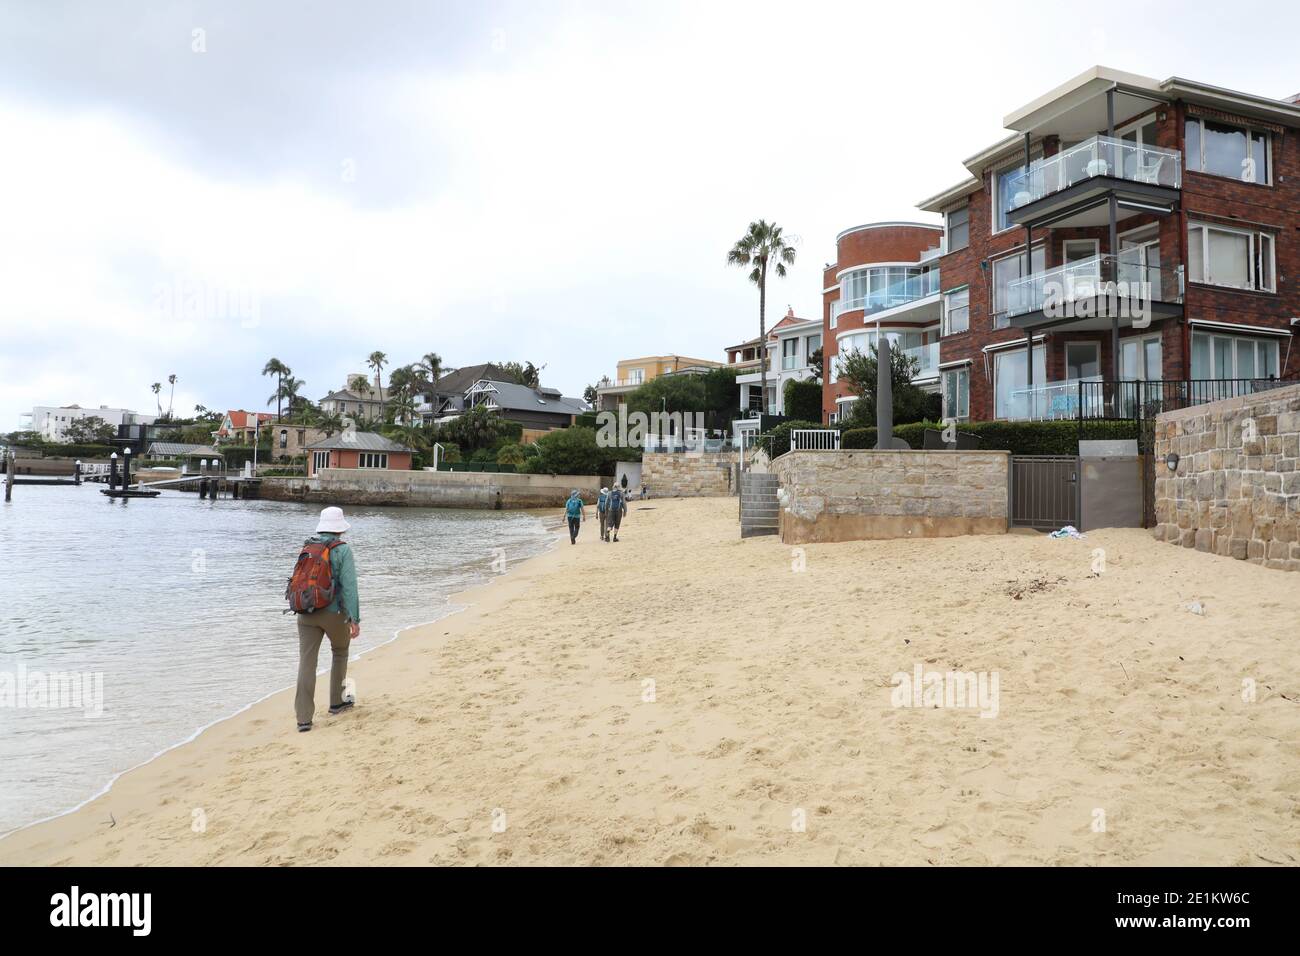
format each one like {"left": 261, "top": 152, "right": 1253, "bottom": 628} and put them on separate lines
{"left": 735, "top": 309, "right": 823, "bottom": 415}
{"left": 26, "top": 404, "right": 156, "bottom": 442}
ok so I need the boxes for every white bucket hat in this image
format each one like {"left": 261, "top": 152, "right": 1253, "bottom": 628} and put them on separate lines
{"left": 601, "top": 486, "right": 609, "bottom": 493}
{"left": 316, "top": 506, "right": 351, "bottom": 534}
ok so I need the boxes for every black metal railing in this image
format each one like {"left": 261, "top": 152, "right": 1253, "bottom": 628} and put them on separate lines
{"left": 1077, "top": 377, "right": 1295, "bottom": 423}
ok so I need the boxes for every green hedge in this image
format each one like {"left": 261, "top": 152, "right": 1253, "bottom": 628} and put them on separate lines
{"left": 839, "top": 419, "right": 1139, "bottom": 455}
{"left": 756, "top": 419, "right": 822, "bottom": 459}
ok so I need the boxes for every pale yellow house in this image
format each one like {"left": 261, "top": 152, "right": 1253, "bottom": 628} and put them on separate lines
{"left": 594, "top": 354, "right": 722, "bottom": 410}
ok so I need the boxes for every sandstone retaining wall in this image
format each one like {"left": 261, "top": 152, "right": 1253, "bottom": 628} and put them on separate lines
{"left": 641, "top": 451, "right": 735, "bottom": 497}
{"left": 771, "top": 449, "right": 1009, "bottom": 544}
{"left": 260, "top": 468, "right": 601, "bottom": 509}
{"left": 1153, "top": 383, "right": 1300, "bottom": 571}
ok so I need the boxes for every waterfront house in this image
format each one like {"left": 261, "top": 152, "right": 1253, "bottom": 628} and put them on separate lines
{"left": 305, "top": 431, "right": 414, "bottom": 477}
{"left": 593, "top": 354, "right": 722, "bottom": 411}
{"left": 25, "top": 404, "right": 157, "bottom": 443}
{"left": 318, "top": 375, "right": 391, "bottom": 423}
{"left": 146, "top": 442, "right": 224, "bottom": 467}
{"left": 819, "top": 65, "right": 1299, "bottom": 427}
{"left": 412, "top": 362, "right": 506, "bottom": 423}
{"left": 735, "top": 308, "right": 824, "bottom": 416}
{"left": 464, "top": 380, "right": 589, "bottom": 442}
{"left": 216, "top": 409, "right": 274, "bottom": 444}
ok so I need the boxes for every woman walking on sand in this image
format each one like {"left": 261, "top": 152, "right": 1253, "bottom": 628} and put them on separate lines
{"left": 597, "top": 486, "right": 610, "bottom": 542}
{"left": 564, "top": 489, "right": 585, "bottom": 544}
{"left": 286, "top": 506, "right": 360, "bottom": 733}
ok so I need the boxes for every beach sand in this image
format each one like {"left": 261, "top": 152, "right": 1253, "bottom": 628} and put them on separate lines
{"left": 3, "top": 496, "right": 1299, "bottom": 866}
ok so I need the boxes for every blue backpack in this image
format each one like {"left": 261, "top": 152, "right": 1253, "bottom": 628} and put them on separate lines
{"left": 565, "top": 496, "right": 583, "bottom": 518}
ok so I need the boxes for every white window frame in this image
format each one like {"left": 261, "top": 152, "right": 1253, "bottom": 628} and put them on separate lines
{"left": 942, "top": 286, "right": 970, "bottom": 336}
{"left": 991, "top": 244, "right": 1045, "bottom": 325}
{"left": 945, "top": 205, "right": 969, "bottom": 252}
{"left": 313, "top": 450, "right": 331, "bottom": 473}
{"left": 992, "top": 152, "right": 1040, "bottom": 235}
{"left": 942, "top": 367, "right": 970, "bottom": 421}
{"left": 1119, "top": 332, "right": 1163, "bottom": 381}
{"left": 1191, "top": 332, "right": 1280, "bottom": 381}
{"left": 1185, "top": 117, "right": 1272, "bottom": 185}
{"left": 782, "top": 337, "right": 799, "bottom": 370}
{"left": 1188, "top": 221, "right": 1276, "bottom": 293}
{"left": 358, "top": 452, "right": 389, "bottom": 469}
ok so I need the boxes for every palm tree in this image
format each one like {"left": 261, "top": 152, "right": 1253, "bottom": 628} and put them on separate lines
{"left": 279, "top": 376, "right": 306, "bottom": 418}
{"left": 167, "top": 374, "right": 177, "bottom": 418}
{"left": 262, "top": 358, "right": 290, "bottom": 419}
{"left": 421, "top": 352, "right": 444, "bottom": 401}
{"left": 315, "top": 411, "right": 345, "bottom": 438}
{"left": 367, "top": 351, "right": 388, "bottom": 422}
{"left": 151, "top": 382, "right": 163, "bottom": 416}
{"left": 728, "top": 220, "right": 797, "bottom": 415}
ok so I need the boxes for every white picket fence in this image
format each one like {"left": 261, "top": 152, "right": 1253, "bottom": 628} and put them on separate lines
{"left": 791, "top": 428, "right": 841, "bottom": 451}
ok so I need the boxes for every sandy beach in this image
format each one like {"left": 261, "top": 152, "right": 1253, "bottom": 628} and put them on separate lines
{"left": 3, "top": 496, "right": 1299, "bottom": 866}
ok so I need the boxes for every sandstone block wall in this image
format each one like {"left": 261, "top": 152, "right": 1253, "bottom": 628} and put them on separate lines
{"left": 771, "top": 449, "right": 1009, "bottom": 544}
{"left": 641, "top": 451, "right": 735, "bottom": 497}
{"left": 1153, "top": 383, "right": 1300, "bottom": 572}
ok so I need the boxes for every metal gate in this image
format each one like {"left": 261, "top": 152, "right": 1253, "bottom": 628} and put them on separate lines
{"left": 1009, "top": 456, "right": 1080, "bottom": 531}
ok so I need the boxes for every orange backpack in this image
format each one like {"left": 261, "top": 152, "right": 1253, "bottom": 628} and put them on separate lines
{"left": 285, "top": 539, "right": 339, "bottom": 614}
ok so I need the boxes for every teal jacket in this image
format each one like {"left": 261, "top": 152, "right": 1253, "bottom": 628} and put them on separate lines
{"left": 309, "top": 532, "right": 360, "bottom": 623}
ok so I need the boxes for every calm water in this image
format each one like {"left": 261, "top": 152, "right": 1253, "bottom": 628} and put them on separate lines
{"left": 0, "top": 484, "right": 554, "bottom": 835}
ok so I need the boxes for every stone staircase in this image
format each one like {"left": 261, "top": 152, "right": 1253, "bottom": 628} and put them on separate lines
{"left": 739, "top": 472, "right": 780, "bottom": 538}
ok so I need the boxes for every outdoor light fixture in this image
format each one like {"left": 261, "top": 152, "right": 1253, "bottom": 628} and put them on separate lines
{"left": 1166, "top": 452, "right": 1180, "bottom": 472}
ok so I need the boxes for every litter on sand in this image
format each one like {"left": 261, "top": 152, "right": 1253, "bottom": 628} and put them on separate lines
{"left": 1049, "top": 525, "right": 1085, "bottom": 539}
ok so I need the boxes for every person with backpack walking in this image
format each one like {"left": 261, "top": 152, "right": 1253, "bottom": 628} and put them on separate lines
{"left": 564, "top": 490, "right": 585, "bottom": 544}
{"left": 596, "top": 486, "right": 610, "bottom": 542}
{"left": 287, "top": 506, "right": 360, "bottom": 732}
{"left": 606, "top": 485, "right": 627, "bottom": 542}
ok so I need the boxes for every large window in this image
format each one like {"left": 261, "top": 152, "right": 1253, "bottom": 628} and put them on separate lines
{"left": 993, "top": 345, "right": 1046, "bottom": 420}
{"left": 1119, "top": 335, "right": 1163, "bottom": 381}
{"left": 313, "top": 451, "right": 331, "bottom": 473}
{"left": 358, "top": 452, "right": 389, "bottom": 469}
{"left": 1185, "top": 118, "right": 1270, "bottom": 184}
{"left": 782, "top": 338, "right": 799, "bottom": 370}
{"left": 1065, "top": 342, "right": 1100, "bottom": 380}
{"left": 992, "top": 246, "right": 1045, "bottom": 325}
{"left": 942, "top": 367, "right": 970, "bottom": 421}
{"left": 946, "top": 206, "right": 969, "bottom": 252}
{"left": 829, "top": 298, "right": 840, "bottom": 329}
{"left": 943, "top": 287, "right": 969, "bottom": 335}
{"left": 1188, "top": 222, "right": 1275, "bottom": 292}
{"left": 1191, "top": 332, "right": 1279, "bottom": 380}
{"left": 839, "top": 266, "right": 925, "bottom": 312}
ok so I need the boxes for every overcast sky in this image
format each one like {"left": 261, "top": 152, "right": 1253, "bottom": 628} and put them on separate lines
{"left": 3, "top": 0, "right": 1298, "bottom": 428}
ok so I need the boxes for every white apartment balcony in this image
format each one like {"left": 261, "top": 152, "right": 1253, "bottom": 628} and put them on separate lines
{"left": 1004, "top": 135, "right": 1181, "bottom": 230}
{"left": 1006, "top": 376, "right": 1105, "bottom": 421}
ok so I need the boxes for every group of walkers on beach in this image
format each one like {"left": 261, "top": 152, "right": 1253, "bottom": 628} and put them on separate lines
{"left": 565, "top": 483, "right": 629, "bottom": 544}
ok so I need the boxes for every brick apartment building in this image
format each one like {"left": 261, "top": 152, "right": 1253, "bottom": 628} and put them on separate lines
{"left": 824, "top": 66, "right": 1300, "bottom": 425}
{"left": 821, "top": 223, "right": 944, "bottom": 421}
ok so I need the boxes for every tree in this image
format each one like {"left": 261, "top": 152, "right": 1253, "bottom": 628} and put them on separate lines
{"left": 626, "top": 374, "right": 707, "bottom": 418}
{"left": 700, "top": 366, "right": 741, "bottom": 417}
{"left": 837, "top": 343, "right": 935, "bottom": 428}
{"left": 150, "top": 382, "right": 163, "bottom": 416}
{"left": 166, "top": 374, "right": 177, "bottom": 418}
{"left": 496, "top": 442, "right": 526, "bottom": 467}
{"left": 523, "top": 426, "right": 604, "bottom": 475}
{"left": 64, "top": 416, "right": 116, "bottom": 444}
{"left": 728, "top": 220, "right": 796, "bottom": 415}
{"left": 367, "top": 351, "right": 388, "bottom": 421}
{"left": 262, "top": 358, "right": 290, "bottom": 419}
{"left": 583, "top": 383, "right": 599, "bottom": 406}
{"left": 278, "top": 376, "right": 306, "bottom": 418}
{"left": 314, "top": 411, "right": 345, "bottom": 438}
{"left": 808, "top": 347, "right": 824, "bottom": 383}
{"left": 496, "top": 361, "right": 540, "bottom": 388}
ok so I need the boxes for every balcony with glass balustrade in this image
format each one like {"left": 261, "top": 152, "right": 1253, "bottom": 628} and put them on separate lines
{"left": 1004, "top": 252, "right": 1184, "bottom": 332}
{"left": 1003, "top": 135, "right": 1181, "bottom": 230}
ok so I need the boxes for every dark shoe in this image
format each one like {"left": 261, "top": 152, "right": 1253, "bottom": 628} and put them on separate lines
{"left": 297, "top": 722, "right": 312, "bottom": 733}
{"left": 329, "top": 700, "right": 355, "bottom": 716}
